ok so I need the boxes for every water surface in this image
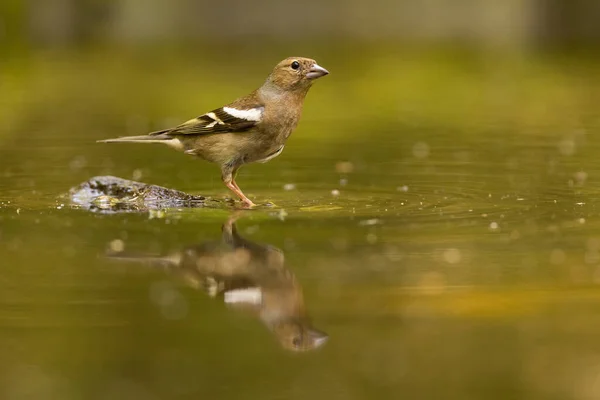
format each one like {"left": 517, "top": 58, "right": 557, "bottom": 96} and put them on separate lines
{"left": 2, "top": 52, "right": 600, "bottom": 399}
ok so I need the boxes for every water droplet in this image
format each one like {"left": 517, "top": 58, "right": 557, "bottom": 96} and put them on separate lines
{"left": 443, "top": 248, "right": 462, "bottom": 264}
{"left": 335, "top": 161, "right": 354, "bottom": 174}
{"left": 574, "top": 171, "right": 588, "bottom": 185}
{"left": 109, "top": 239, "right": 125, "bottom": 252}
{"left": 557, "top": 138, "right": 576, "bottom": 156}
{"left": 359, "top": 218, "right": 381, "bottom": 226}
{"left": 412, "top": 142, "right": 430, "bottom": 159}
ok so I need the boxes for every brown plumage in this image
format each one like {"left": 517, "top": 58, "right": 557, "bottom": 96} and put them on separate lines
{"left": 98, "top": 57, "right": 329, "bottom": 207}
{"left": 106, "top": 215, "right": 328, "bottom": 352}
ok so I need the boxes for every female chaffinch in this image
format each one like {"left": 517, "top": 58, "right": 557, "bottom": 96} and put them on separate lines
{"left": 106, "top": 215, "right": 329, "bottom": 352}
{"left": 99, "top": 57, "right": 329, "bottom": 207}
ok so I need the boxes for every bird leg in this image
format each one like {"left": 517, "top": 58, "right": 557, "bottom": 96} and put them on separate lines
{"left": 222, "top": 166, "right": 256, "bottom": 207}
{"left": 225, "top": 182, "right": 255, "bottom": 207}
{"left": 230, "top": 178, "right": 242, "bottom": 193}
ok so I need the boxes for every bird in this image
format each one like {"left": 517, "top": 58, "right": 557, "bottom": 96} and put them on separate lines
{"left": 98, "top": 57, "right": 329, "bottom": 207}
{"left": 105, "top": 214, "right": 329, "bottom": 352}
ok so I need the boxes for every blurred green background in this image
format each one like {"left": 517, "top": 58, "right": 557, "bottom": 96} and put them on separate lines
{"left": 1, "top": 0, "right": 599, "bottom": 200}
{"left": 2, "top": 0, "right": 600, "bottom": 144}
{"left": 2, "top": 1, "right": 600, "bottom": 400}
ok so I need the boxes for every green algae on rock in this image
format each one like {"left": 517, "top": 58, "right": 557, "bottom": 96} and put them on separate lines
{"left": 70, "top": 176, "right": 222, "bottom": 212}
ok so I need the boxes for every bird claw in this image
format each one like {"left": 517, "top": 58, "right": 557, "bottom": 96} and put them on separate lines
{"left": 241, "top": 199, "right": 257, "bottom": 208}
{"left": 224, "top": 181, "right": 256, "bottom": 208}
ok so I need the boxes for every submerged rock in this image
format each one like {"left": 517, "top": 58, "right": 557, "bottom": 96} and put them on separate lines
{"left": 70, "top": 175, "right": 222, "bottom": 212}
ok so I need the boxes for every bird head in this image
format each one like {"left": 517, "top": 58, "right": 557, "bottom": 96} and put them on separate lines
{"left": 266, "top": 57, "right": 329, "bottom": 92}
{"left": 272, "top": 320, "right": 329, "bottom": 352}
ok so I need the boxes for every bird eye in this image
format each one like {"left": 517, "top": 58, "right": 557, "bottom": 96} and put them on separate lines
{"left": 291, "top": 61, "right": 300, "bottom": 70}
{"left": 292, "top": 336, "right": 301, "bottom": 348}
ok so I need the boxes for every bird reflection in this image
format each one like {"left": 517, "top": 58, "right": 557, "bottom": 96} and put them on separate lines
{"left": 106, "top": 215, "right": 328, "bottom": 352}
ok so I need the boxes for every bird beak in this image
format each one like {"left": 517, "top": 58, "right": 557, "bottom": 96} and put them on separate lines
{"left": 309, "top": 328, "right": 329, "bottom": 348}
{"left": 306, "top": 63, "right": 329, "bottom": 80}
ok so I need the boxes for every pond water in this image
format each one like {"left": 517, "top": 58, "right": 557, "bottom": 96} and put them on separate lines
{"left": 1, "top": 52, "right": 600, "bottom": 399}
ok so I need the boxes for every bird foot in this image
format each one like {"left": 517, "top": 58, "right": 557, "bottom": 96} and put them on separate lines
{"left": 225, "top": 181, "right": 256, "bottom": 208}
{"left": 241, "top": 199, "right": 257, "bottom": 208}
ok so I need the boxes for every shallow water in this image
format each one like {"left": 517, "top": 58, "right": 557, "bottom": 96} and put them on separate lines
{"left": 2, "top": 52, "right": 600, "bottom": 399}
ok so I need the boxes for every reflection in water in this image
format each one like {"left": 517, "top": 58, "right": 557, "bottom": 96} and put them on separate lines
{"left": 106, "top": 216, "right": 328, "bottom": 352}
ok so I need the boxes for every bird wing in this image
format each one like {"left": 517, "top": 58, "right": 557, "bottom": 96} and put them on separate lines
{"left": 150, "top": 103, "right": 265, "bottom": 137}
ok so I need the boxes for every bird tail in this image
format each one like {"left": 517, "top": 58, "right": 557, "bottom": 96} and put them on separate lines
{"left": 97, "top": 131, "right": 183, "bottom": 150}
{"left": 97, "top": 131, "right": 168, "bottom": 144}
{"left": 106, "top": 252, "right": 181, "bottom": 267}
